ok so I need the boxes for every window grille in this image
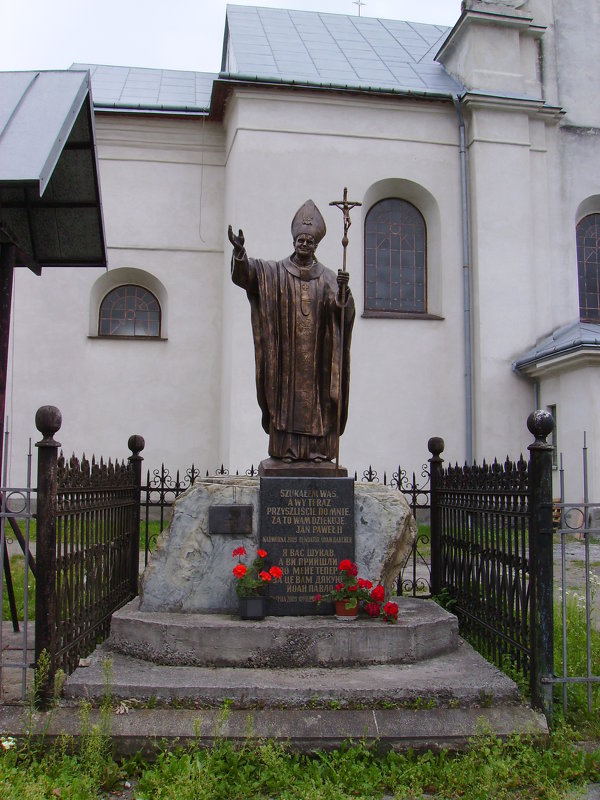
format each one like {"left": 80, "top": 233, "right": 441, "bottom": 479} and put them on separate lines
{"left": 364, "top": 198, "right": 426, "bottom": 314}
{"left": 576, "top": 213, "right": 600, "bottom": 322}
{"left": 98, "top": 285, "right": 161, "bottom": 337}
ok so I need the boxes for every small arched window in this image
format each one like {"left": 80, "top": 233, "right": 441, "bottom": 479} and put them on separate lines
{"left": 577, "top": 213, "right": 600, "bottom": 322}
{"left": 98, "top": 285, "right": 161, "bottom": 337}
{"left": 364, "top": 198, "right": 426, "bottom": 314}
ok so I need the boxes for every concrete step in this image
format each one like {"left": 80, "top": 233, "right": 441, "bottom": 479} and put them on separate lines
{"left": 107, "top": 597, "right": 458, "bottom": 668}
{"left": 65, "top": 638, "right": 519, "bottom": 709}
{"left": 0, "top": 704, "right": 548, "bottom": 756}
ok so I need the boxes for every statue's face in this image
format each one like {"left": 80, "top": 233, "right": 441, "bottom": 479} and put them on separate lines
{"left": 294, "top": 233, "right": 316, "bottom": 261}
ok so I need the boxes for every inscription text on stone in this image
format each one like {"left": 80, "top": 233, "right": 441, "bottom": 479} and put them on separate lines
{"left": 260, "top": 477, "right": 354, "bottom": 615}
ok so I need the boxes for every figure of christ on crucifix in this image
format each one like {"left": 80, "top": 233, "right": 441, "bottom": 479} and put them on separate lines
{"left": 228, "top": 200, "right": 355, "bottom": 475}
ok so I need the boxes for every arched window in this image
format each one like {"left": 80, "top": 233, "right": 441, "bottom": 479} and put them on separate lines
{"left": 98, "top": 285, "right": 161, "bottom": 337}
{"left": 364, "top": 198, "right": 426, "bottom": 314}
{"left": 577, "top": 213, "right": 600, "bottom": 322}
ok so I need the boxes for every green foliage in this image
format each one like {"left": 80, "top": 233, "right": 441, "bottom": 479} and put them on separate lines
{"left": 433, "top": 586, "right": 457, "bottom": 613}
{"left": 554, "top": 577, "right": 600, "bottom": 736}
{"left": 141, "top": 520, "right": 164, "bottom": 552}
{"left": 1, "top": 726, "right": 598, "bottom": 800}
{"left": 2, "top": 554, "right": 35, "bottom": 621}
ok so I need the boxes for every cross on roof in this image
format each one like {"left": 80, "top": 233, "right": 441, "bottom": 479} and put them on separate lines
{"left": 353, "top": 0, "right": 366, "bottom": 16}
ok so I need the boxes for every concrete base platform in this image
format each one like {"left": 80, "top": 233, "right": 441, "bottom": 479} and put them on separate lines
{"left": 65, "top": 638, "right": 520, "bottom": 708}
{"left": 107, "top": 597, "right": 458, "bottom": 667}
{"left": 0, "top": 704, "right": 547, "bottom": 756}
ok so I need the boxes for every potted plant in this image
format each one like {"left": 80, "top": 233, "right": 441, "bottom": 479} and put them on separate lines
{"left": 232, "top": 546, "right": 283, "bottom": 620}
{"left": 314, "top": 559, "right": 378, "bottom": 620}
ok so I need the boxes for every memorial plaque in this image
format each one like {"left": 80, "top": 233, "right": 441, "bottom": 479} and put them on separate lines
{"left": 260, "top": 477, "right": 354, "bottom": 615}
{"left": 208, "top": 505, "right": 253, "bottom": 536}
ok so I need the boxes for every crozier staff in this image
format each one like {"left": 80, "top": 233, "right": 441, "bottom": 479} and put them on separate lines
{"left": 228, "top": 200, "right": 354, "bottom": 465}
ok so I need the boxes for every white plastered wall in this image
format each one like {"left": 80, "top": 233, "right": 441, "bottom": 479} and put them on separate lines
{"left": 537, "top": 361, "right": 600, "bottom": 502}
{"left": 220, "top": 88, "right": 466, "bottom": 477}
{"left": 6, "top": 114, "right": 226, "bottom": 481}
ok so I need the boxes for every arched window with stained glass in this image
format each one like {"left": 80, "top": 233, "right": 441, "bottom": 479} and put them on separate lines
{"left": 364, "top": 198, "right": 427, "bottom": 315}
{"left": 577, "top": 213, "right": 600, "bottom": 322}
{"left": 98, "top": 285, "right": 161, "bottom": 337}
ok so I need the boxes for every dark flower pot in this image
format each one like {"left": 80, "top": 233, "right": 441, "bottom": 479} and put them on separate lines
{"left": 239, "top": 595, "right": 267, "bottom": 620}
{"left": 334, "top": 600, "right": 358, "bottom": 620}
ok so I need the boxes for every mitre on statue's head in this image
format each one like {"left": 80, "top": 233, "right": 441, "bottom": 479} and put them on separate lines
{"left": 291, "top": 200, "right": 326, "bottom": 244}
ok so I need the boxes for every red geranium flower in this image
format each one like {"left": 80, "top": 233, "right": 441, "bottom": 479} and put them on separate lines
{"left": 383, "top": 601, "right": 399, "bottom": 622}
{"left": 314, "top": 593, "right": 322, "bottom": 603}
{"left": 365, "top": 602, "right": 381, "bottom": 617}
{"left": 348, "top": 583, "right": 359, "bottom": 592}
{"left": 370, "top": 585, "right": 385, "bottom": 602}
{"left": 269, "top": 566, "right": 283, "bottom": 579}
{"left": 358, "top": 578, "right": 372, "bottom": 589}
{"left": 338, "top": 559, "right": 353, "bottom": 572}
{"left": 259, "top": 570, "right": 272, "bottom": 582}
{"left": 335, "top": 583, "right": 344, "bottom": 592}
{"left": 350, "top": 563, "right": 358, "bottom": 576}
{"left": 257, "top": 549, "right": 267, "bottom": 559}
{"left": 233, "top": 564, "right": 247, "bottom": 578}
{"left": 232, "top": 546, "right": 247, "bottom": 558}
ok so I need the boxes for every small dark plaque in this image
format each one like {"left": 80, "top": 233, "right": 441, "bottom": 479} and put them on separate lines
{"left": 209, "top": 505, "right": 253, "bottom": 536}
{"left": 260, "top": 477, "right": 354, "bottom": 615}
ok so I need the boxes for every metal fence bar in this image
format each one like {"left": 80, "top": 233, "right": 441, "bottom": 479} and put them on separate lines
{"left": 527, "top": 411, "right": 555, "bottom": 721}
{"left": 34, "top": 407, "right": 61, "bottom": 705}
{"left": 559, "top": 453, "right": 568, "bottom": 714}
{"left": 583, "top": 433, "right": 593, "bottom": 712}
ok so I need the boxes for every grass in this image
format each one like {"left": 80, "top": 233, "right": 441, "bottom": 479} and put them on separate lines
{"left": 2, "top": 522, "right": 164, "bottom": 621}
{"left": 554, "top": 576, "right": 600, "bottom": 737}
{"left": 0, "top": 725, "right": 599, "bottom": 800}
{"left": 2, "top": 554, "right": 34, "bottom": 621}
{"left": 8, "top": 518, "right": 164, "bottom": 550}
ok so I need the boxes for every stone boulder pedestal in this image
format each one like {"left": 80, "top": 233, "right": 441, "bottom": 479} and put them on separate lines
{"left": 140, "top": 477, "right": 417, "bottom": 613}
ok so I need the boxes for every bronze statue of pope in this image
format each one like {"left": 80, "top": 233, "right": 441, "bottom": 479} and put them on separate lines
{"left": 228, "top": 200, "right": 354, "bottom": 470}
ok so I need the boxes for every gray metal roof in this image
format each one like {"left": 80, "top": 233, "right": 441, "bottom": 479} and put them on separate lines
{"left": 513, "top": 320, "right": 600, "bottom": 371}
{"left": 71, "top": 7, "right": 462, "bottom": 114}
{"left": 222, "top": 4, "right": 462, "bottom": 96}
{"left": 72, "top": 64, "right": 216, "bottom": 113}
{"left": 0, "top": 70, "right": 107, "bottom": 270}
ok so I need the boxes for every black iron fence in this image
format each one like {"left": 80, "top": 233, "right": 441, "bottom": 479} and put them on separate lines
{"left": 429, "top": 412, "right": 555, "bottom": 718}
{"left": 34, "top": 406, "right": 143, "bottom": 704}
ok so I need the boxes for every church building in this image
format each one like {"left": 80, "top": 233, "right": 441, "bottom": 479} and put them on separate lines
{"left": 3, "top": 0, "right": 600, "bottom": 499}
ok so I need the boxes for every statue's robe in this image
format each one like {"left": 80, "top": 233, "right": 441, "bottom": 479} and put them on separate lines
{"left": 232, "top": 253, "right": 354, "bottom": 461}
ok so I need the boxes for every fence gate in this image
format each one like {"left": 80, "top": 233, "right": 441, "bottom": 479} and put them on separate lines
{"left": 551, "top": 434, "right": 600, "bottom": 716}
{"left": 0, "top": 432, "right": 34, "bottom": 702}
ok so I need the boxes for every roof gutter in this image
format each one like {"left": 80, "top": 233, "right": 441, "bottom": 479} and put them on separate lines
{"left": 453, "top": 95, "right": 473, "bottom": 465}
{"left": 93, "top": 103, "right": 209, "bottom": 116}
{"left": 210, "top": 74, "right": 457, "bottom": 121}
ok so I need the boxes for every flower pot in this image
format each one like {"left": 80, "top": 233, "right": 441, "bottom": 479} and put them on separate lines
{"left": 239, "top": 595, "right": 266, "bottom": 620}
{"left": 334, "top": 600, "right": 358, "bottom": 620}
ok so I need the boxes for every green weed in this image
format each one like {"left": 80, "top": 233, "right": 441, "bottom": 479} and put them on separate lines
{"left": 0, "top": 725, "right": 598, "bottom": 799}
{"left": 2, "top": 554, "right": 35, "bottom": 621}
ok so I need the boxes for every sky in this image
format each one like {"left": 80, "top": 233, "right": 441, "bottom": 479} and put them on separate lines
{"left": 0, "top": 0, "right": 462, "bottom": 74}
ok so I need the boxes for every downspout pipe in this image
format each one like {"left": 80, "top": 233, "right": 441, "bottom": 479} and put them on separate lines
{"left": 453, "top": 96, "right": 473, "bottom": 464}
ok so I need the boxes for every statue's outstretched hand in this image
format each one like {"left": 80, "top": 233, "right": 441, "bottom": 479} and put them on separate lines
{"left": 228, "top": 225, "right": 245, "bottom": 258}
